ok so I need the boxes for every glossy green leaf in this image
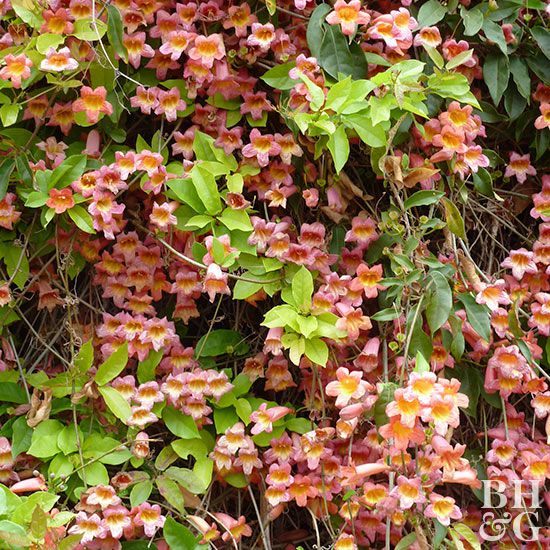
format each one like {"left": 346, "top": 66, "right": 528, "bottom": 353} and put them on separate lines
{"left": 442, "top": 197, "right": 466, "bottom": 240}
{"left": 426, "top": 271, "right": 452, "bottom": 334}
{"left": 458, "top": 293, "right": 492, "bottom": 342}
{"left": 98, "top": 386, "right": 132, "bottom": 423}
{"left": 107, "top": 4, "right": 127, "bottom": 62}
{"left": 416, "top": 0, "right": 447, "bottom": 27}
{"left": 95, "top": 342, "right": 128, "bottom": 386}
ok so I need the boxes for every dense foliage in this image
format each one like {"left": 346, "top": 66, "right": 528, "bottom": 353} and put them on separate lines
{"left": 0, "top": 0, "right": 548, "bottom": 548}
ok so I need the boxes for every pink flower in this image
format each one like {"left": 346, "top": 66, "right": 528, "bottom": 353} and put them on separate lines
{"left": 46, "top": 188, "right": 75, "bottom": 214}
{"left": 247, "top": 22, "right": 276, "bottom": 50}
{"left": 73, "top": 86, "right": 113, "bottom": 124}
{"left": 0, "top": 54, "right": 32, "bottom": 88}
{"left": 302, "top": 188, "right": 319, "bottom": 207}
{"left": 501, "top": 248, "right": 538, "bottom": 280}
{"left": 159, "top": 30, "right": 195, "bottom": 60}
{"left": 40, "top": 47, "right": 78, "bottom": 72}
{"left": 413, "top": 26, "right": 442, "bottom": 48}
{"left": 391, "top": 476, "right": 426, "bottom": 509}
{"left": 504, "top": 152, "right": 537, "bottom": 183}
{"left": 188, "top": 34, "right": 225, "bottom": 68}
{"left": 475, "top": 280, "right": 511, "bottom": 311}
{"left": 150, "top": 201, "right": 178, "bottom": 229}
{"left": 103, "top": 505, "right": 131, "bottom": 539}
{"left": 425, "top": 493, "right": 462, "bottom": 526}
{"left": 87, "top": 485, "right": 121, "bottom": 509}
{"left": 535, "top": 103, "right": 550, "bottom": 130}
{"left": 326, "top": 0, "right": 370, "bottom": 36}
{"left": 249, "top": 403, "right": 292, "bottom": 434}
{"left": 214, "top": 513, "right": 252, "bottom": 543}
{"left": 242, "top": 129, "right": 281, "bottom": 167}
{"left": 130, "top": 86, "right": 159, "bottom": 115}
{"left": 123, "top": 32, "right": 155, "bottom": 69}
{"left": 37, "top": 136, "right": 68, "bottom": 165}
{"left": 326, "top": 367, "right": 369, "bottom": 407}
{"left": 132, "top": 503, "right": 165, "bottom": 537}
{"left": 203, "top": 263, "right": 230, "bottom": 302}
{"left": 154, "top": 87, "right": 186, "bottom": 122}
{"left": 68, "top": 512, "right": 106, "bottom": 543}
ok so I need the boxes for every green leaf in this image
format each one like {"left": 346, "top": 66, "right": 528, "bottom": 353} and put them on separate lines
{"left": 460, "top": 6, "right": 484, "bottom": 36}
{"left": 327, "top": 124, "right": 350, "bottom": 174}
{"left": 286, "top": 417, "right": 312, "bottom": 434}
{"left": 395, "top": 533, "right": 417, "bottom": 550}
{"left": 163, "top": 406, "right": 199, "bottom": 439}
{"left": 306, "top": 3, "right": 332, "bottom": 59}
{"left": 50, "top": 155, "right": 87, "bottom": 188}
{"left": 304, "top": 337, "right": 329, "bottom": 366}
{"left": 218, "top": 208, "right": 252, "bottom": 232}
{"left": 190, "top": 165, "right": 222, "bottom": 215}
{"left": 452, "top": 364, "right": 482, "bottom": 417}
{"left": 72, "top": 18, "right": 107, "bottom": 40}
{"left": 68, "top": 205, "right": 95, "bottom": 234}
{"left": 0, "top": 520, "right": 29, "bottom": 547}
{"left": 163, "top": 516, "right": 207, "bottom": 550}
{"left": 482, "top": 19, "right": 508, "bottom": 55}
{"left": 27, "top": 419, "right": 63, "bottom": 458}
{"left": 75, "top": 340, "right": 94, "bottom": 373}
{"left": 137, "top": 350, "right": 163, "bottom": 384}
{"left": 195, "top": 329, "right": 248, "bottom": 357}
{"left": 107, "top": 4, "right": 127, "bottom": 62}
{"left": 36, "top": 33, "right": 65, "bottom": 54}
{"left": 446, "top": 49, "right": 474, "bottom": 71}
{"left": 532, "top": 26, "right": 550, "bottom": 61}
{"left": 0, "top": 382, "right": 27, "bottom": 404}
{"left": 345, "top": 112, "right": 387, "bottom": 147}
{"left": 297, "top": 73, "right": 324, "bottom": 111}
{"left": 509, "top": 57, "right": 531, "bottom": 100}
{"left": 318, "top": 25, "right": 367, "bottom": 80}
{"left": 98, "top": 386, "right": 132, "bottom": 423}
{"left": 483, "top": 53, "right": 510, "bottom": 106}
{"left": 473, "top": 167, "right": 495, "bottom": 198}
{"left": 78, "top": 461, "right": 109, "bottom": 486}
{"left": 442, "top": 197, "right": 466, "bottom": 240}
{"left": 11, "top": 417, "right": 32, "bottom": 458}
{"left": 416, "top": 0, "right": 447, "bottom": 27}
{"left": 261, "top": 62, "right": 296, "bottom": 90}
{"left": 426, "top": 271, "right": 452, "bottom": 334}
{"left": 451, "top": 523, "right": 481, "bottom": 550}
{"left": 130, "top": 480, "right": 153, "bottom": 508}
{"left": 0, "top": 105, "right": 20, "bottom": 127}
{"left": 0, "top": 160, "right": 15, "bottom": 201}
{"left": 95, "top": 342, "right": 128, "bottom": 386}
{"left": 404, "top": 190, "right": 444, "bottom": 209}
{"left": 292, "top": 266, "right": 314, "bottom": 312}
{"left": 457, "top": 293, "right": 492, "bottom": 342}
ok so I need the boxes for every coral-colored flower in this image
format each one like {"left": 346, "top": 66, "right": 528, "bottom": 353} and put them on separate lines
{"left": 188, "top": 34, "right": 225, "bottom": 68}
{"left": 150, "top": 201, "right": 178, "bottom": 229}
{"left": 326, "top": 367, "right": 370, "bottom": 407}
{"left": 414, "top": 26, "right": 442, "bottom": 47}
{"left": 535, "top": 102, "right": 550, "bottom": 130}
{"left": 0, "top": 193, "right": 21, "bottom": 230}
{"left": 73, "top": 86, "right": 113, "bottom": 124}
{"left": 350, "top": 263, "right": 385, "bottom": 298}
{"left": 242, "top": 129, "right": 281, "bottom": 167}
{"left": 250, "top": 403, "right": 292, "bottom": 434}
{"left": 0, "top": 54, "right": 32, "bottom": 88}
{"left": 132, "top": 503, "right": 165, "bottom": 537}
{"left": 425, "top": 493, "right": 462, "bottom": 526}
{"left": 214, "top": 513, "right": 252, "bottom": 543}
{"left": 68, "top": 512, "right": 106, "bottom": 543}
{"left": 391, "top": 476, "right": 426, "bottom": 509}
{"left": 326, "top": 0, "right": 370, "bottom": 36}
{"left": 203, "top": 263, "right": 230, "bottom": 302}
{"left": 46, "top": 188, "right": 75, "bottom": 214}
{"left": 155, "top": 87, "right": 187, "bottom": 122}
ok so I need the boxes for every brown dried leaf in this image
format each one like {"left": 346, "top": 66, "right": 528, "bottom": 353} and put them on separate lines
{"left": 403, "top": 167, "right": 440, "bottom": 188}
{"left": 26, "top": 388, "right": 52, "bottom": 427}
